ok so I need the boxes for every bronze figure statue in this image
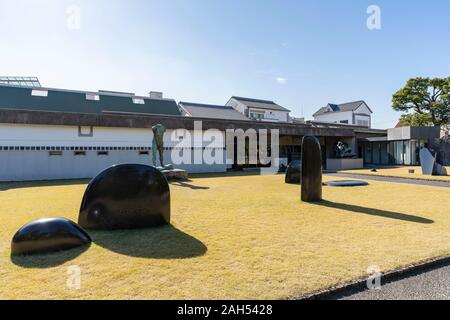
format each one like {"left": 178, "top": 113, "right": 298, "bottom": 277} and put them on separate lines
{"left": 152, "top": 124, "right": 166, "bottom": 167}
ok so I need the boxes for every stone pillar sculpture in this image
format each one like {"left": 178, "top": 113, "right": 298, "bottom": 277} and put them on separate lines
{"left": 301, "top": 135, "right": 322, "bottom": 202}
{"left": 152, "top": 124, "right": 166, "bottom": 167}
{"left": 78, "top": 164, "right": 170, "bottom": 230}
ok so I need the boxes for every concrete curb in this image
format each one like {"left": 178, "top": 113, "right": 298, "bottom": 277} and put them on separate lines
{"left": 293, "top": 254, "right": 450, "bottom": 300}
{"left": 338, "top": 172, "right": 450, "bottom": 184}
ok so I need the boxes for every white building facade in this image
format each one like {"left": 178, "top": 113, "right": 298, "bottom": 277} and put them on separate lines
{"left": 0, "top": 82, "right": 387, "bottom": 182}
{"left": 313, "top": 101, "right": 373, "bottom": 128}
{"left": 0, "top": 123, "right": 227, "bottom": 181}
{"left": 226, "top": 96, "right": 291, "bottom": 122}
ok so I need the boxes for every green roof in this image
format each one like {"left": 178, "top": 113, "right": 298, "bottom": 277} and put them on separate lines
{"left": 0, "top": 85, "right": 181, "bottom": 116}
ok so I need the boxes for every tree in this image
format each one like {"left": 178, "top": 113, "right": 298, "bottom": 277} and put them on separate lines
{"left": 393, "top": 77, "right": 450, "bottom": 126}
{"left": 398, "top": 113, "right": 432, "bottom": 126}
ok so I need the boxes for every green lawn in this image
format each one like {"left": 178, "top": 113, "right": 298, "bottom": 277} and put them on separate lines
{"left": 1, "top": 174, "right": 450, "bottom": 299}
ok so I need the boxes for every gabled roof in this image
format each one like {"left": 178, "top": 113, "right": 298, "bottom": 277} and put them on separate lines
{"left": 229, "top": 96, "right": 291, "bottom": 112}
{"left": 0, "top": 84, "right": 181, "bottom": 116}
{"left": 179, "top": 102, "right": 249, "bottom": 121}
{"left": 313, "top": 100, "right": 372, "bottom": 117}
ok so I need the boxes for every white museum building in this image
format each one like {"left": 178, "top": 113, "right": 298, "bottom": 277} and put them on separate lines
{"left": 313, "top": 101, "right": 373, "bottom": 128}
{"left": 3, "top": 78, "right": 429, "bottom": 182}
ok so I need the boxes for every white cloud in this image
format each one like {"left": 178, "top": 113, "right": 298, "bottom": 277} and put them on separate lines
{"left": 275, "top": 77, "right": 287, "bottom": 84}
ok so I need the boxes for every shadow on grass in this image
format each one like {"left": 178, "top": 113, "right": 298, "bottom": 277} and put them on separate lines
{"left": 169, "top": 180, "right": 210, "bottom": 190}
{"left": 315, "top": 200, "right": 434, "bottom": 224}
{"left": 189, "top": 171, "right": 262, "bottom": 179}
{"left": 0, "top": 179, "right": 90, "bottom": 191}
{"left": 92, "top": 225, "right": 207, "bottom": 259}
{"left": 11, "top": 244, "right": 91, "bottom": 269}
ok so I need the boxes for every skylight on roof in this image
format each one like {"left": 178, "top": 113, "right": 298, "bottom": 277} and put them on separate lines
{"left": 31, "top": 89, "right": 48, "bottom": 97}
{"left": 86, "top": 93, "right": 100, "bottom": 101}
{"left": 0, "top": 76, "right": 41, "bottom": 88}
{"left": 132, "top": 98, "right": 145, "bottom": 104}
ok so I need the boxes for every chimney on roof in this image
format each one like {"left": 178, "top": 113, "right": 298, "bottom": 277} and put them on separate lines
{"left": 149, "top": 91, "right": 163, "bottom": 99}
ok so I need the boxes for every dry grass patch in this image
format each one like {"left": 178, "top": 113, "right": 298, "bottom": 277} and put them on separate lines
{"left": 341, "top": 166, "right": 450, "bottom": 182}
{"left": 1, "top": 174, "right": 450, "bottom": 299}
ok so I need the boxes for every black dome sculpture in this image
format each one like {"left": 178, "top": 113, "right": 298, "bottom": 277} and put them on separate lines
{"left": 285, "top": 160, "right": 301, "bottom": 184}
{"left": 11, "top": 218, "right": 92, "bottom": 256}
{"left": 78, "top": 164, "right": 170, "bottom": 230}
{"left": 301, "top": 135, "right": 322, "bottom": 202}
{"left": 324, "top": 180, "right": 369, "bottom": 187}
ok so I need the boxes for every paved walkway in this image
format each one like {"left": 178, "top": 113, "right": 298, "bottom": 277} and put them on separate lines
{"left": 325, "top": 173, "right": 450, "bottom": 188}
{"left": 325, "top": 260, "right": 450, "bottom": 300}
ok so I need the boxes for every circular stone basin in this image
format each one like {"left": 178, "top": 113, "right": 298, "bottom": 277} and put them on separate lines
{"left": 324, "top": 180, "right": 369, "bottom": 187}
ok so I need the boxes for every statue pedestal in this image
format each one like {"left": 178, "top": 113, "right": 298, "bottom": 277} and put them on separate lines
{"left": 326, "top": 158, "right": 364, "bottom": 171}
{"left": 161, "top": 169, "right": 189, "bottom": 181}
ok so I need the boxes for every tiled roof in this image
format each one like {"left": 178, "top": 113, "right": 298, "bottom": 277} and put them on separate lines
{"left": 0, "top": 84, "right": 181, "bottom": 116}
{"left": 230, "top": 96, "right": 290, "bottom": 112}
{"left": 313, "top": 100, "right": 372, "bottom": 117}
{"left": 179, "top": 102, "right": 249, "bottom": 120}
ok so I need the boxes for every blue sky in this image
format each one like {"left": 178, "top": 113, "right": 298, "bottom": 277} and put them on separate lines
{"left": 1, "top": 0, "right": 449, "bottom": 128}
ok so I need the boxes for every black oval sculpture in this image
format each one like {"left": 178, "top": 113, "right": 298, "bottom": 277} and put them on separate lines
{"left": 11, "top": 218, "right": 92, "bottom": 256}
{"left": 324, "top": 180, "right": 369, "bottom": 187}
{"left": 285, "top": 160, "right": 301, "bottom": 184}
{"left": 301, "top": 135, "right": 322, "bottom": 202}
{"left": 78, "top": 164, "right": 170, "bottom": 230}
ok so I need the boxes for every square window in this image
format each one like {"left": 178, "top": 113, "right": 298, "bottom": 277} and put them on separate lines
{"left": 79, "top": 126, "right": 93, "bottom": 137}
{"left": 86, "top": 93, "right": 100, "bottom": 101}
{"left": 31, "top": 90, "right": 48, "bottom": 97}
{"left": 132, "top": 98, "right": 145, "bottom": 104}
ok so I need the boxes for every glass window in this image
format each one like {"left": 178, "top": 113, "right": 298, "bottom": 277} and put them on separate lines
{"left": 86, "top": 93, "right": 100, "bottom": 101}
{"left": 364, "top": 144, "right": 372, "bottom": 164}
{"left": 394, "top": 141, "right": 403, "bottom": 165}
{"left": 404, "top": 141, "right": 411, "bottom": 165}
{"left": 357, "top": 120, "right": 369, "bottom": 127}
{"left": 31, "top": 89, "right": 48, "bottom": 97}
{"left": 132, "top": 98, "right": 145, "bottom": 104}
{"left": 373, "top": 143, "right": 380, "bottom": 164}
{"left": 250, "top": 112, "right": 264, "bottom": 120}
{"left": 380, "top": 143, "right": 389, "bottom": 165}
{"left": 411, "top": 140, "right": 420, "bottom": 165}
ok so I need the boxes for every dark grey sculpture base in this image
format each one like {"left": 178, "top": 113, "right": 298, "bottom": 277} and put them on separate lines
{"left": 157, "top": 164, "right": 174, "bottom": 171}
{"left": 285, "top": 160, "right": 301, "bottom": 184}
{"left": 301, "top": 136, "right": 323, "bottom": 202}
{"left": 161, "top": 169, "right": 189, "bottom": 181}
{"left": 324, "top": 180, "right": 369, "bottom": 187}
{"left": 11, "top": 218, "right": 91, "bottom": 256}
{"left": 78, "top": 164, "right": 170, "bottom": 230}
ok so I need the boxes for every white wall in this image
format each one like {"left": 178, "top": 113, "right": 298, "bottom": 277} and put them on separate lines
{"left": 248, "top": 108, "right": 289, "bottom": 122}
{"left": 354, "top": 114, "right": 371, "bottom": 127}
{"left": 355, "top": 103, "right": 372, "bottom": 116}
{"left": 226, "top": 99, "right": 246, "bottom": 115}
{"left": 314, "top": 111, "right": 354, "bottom": 124}
{"left": 354, "top": 103, "right": 372, "bottom": 127}
{"left": 226, "top": 98, "right": 290, "bottom": 122}
{"left": 0, "top": 123, "right": 227, "bottom": 181}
